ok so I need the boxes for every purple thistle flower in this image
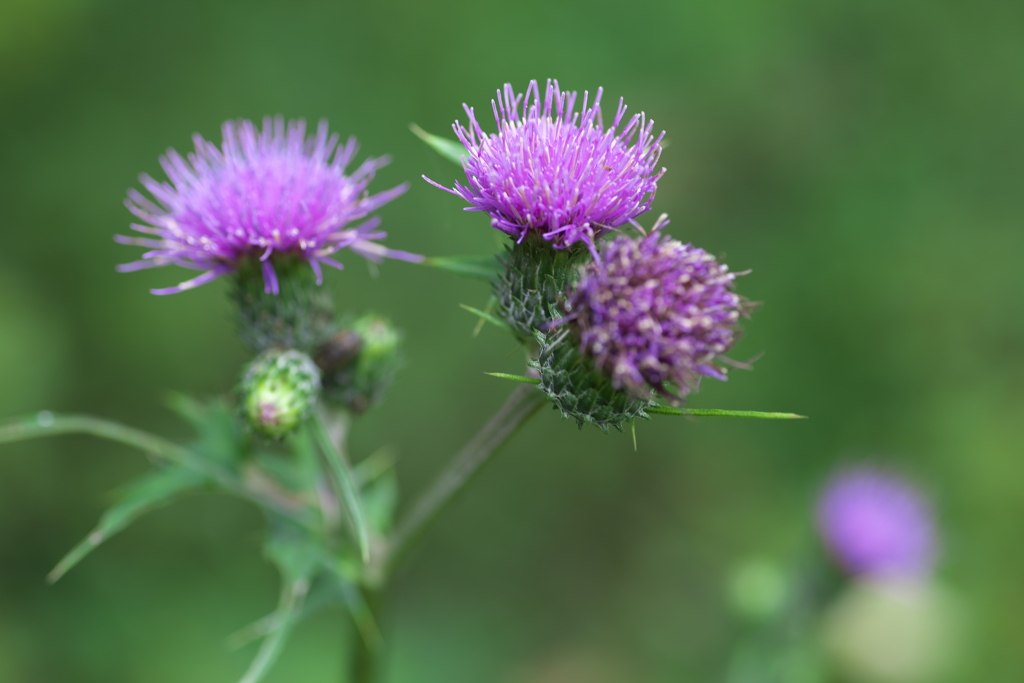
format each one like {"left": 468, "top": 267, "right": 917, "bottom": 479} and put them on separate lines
{"left": 118, "top": 117, "right": 419, "bottom": 295}
{"left": 566, "top": 218, "right": 747, "bottom": 400}
{"left": 426, "top": 79, "right": 665, "bottom": 249}
{"left": 816, "top": 466, "right": 937, "bottom": 579}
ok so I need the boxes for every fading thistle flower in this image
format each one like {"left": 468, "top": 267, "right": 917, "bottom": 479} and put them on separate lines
{"left": 817, "top": 465, "right": 937, "bottom": 579}
{"left": 118, "top": 117, "right": 419, "bottom": 295}
{"left": 566, "top": 217, "right": 748, "bottom": 401}
{"left": 426, "top": 79, "right": 665, "bottom": 249}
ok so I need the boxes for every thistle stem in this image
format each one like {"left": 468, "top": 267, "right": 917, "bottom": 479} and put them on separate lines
{"left": 376, "top": 383, "right": 546, "bottom": 581}
{"left": 348, "top": 586, "right": 382, "bottom": 683}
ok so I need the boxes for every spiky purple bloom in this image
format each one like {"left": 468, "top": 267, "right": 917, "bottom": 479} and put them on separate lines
{"left": 817, "top": 466, "right": 937, "bottom": 579}
{"left": 426, "top": 79, "right": 665, "bottom": 248}
{"left": 566, "top": 220, "right": 747, "bottom": 400}
{"left": 118, "top": 117, "right": 418, "bottom": 295}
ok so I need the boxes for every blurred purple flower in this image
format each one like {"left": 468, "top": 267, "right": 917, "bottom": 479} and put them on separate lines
{"left": 118, "top": 117, "right": 418, "bottom": 295}
{"left": 566, "top": 217, "right": 747, "bottom": 400}
{"left": 426, "top": 79, "right": 665, "bottom": 248}
{"left": 817, "top": 466, "right": 937, "bottom": 579}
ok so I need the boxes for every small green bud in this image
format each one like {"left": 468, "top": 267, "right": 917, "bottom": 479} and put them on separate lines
{"left": 728, "top": 558, "right": 788, "bottom": 622}
{"left": 319, "top": 314, "right": 401, "bottom": 413}
{"left": 241, "top": 348, "right": 321, "bottom": 438}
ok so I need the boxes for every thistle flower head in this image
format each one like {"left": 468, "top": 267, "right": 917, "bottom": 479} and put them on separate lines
{"left": 427, "top": 79, "right": 665, "bottom": 249}
{"left": 118, "top": 117, "right": 418, "bottom": 295}
{"left": 817, "top": 466, "right": 937, "bottom": 579}
{"left": 566, "top": 218, "right": 747, "bottom": 400}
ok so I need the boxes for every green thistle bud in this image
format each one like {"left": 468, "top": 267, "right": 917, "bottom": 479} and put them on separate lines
{"left": 318, "top": 314, "right": 401, "bottom": 413}
{"left": 530, "top": 329, "right": 650, "bottom": 432}
{"left": 241, "top": 348, "right": 322, "bottom": 438}
{"left": 494, "top": 235, "right": 587, "bottom": 342}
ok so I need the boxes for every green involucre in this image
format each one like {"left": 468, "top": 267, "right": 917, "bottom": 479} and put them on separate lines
{"left": 242, "top": 349, "right": 322, "bottom": 438}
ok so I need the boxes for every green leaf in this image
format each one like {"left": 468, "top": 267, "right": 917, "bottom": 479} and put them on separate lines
{"left": 353, "top": 446, "right": 396, "bottom": 487}
{"left": 484, "top": 372, "right": 541, "bottom": 385}
{"left": 646, "top": 406, "right": 808, "bottom": 419}
{"left": 48, "top": 466, "right": 205, "bottom": 582}
{"left": 240, "top": 517, "right": 330, "bottom": 682}
{"left": 166, "top": 393, "right": 245, "bottom": 466}
{"left": 309, "top": 416, "right": 371, "bottom": 563}
{"left": 0, "top": 411, "right": 316, "bottom": 529}
{"left": 422, "top": 254, "right": 502, "bottom": 281}
{"left": 410, "top": 123, "right": 466, "bottom": 165}
{"left": 263, "top": 518, "right": 324, "bottom": 583}
{"left": 459, "top": 303, "right": 511, "bottom": 331}
{"left": 362, "top": 468, "right": 399, "bottom": 537}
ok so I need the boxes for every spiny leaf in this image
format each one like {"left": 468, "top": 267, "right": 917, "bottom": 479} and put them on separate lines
{"left": 48, "top": 466, "right": 205, "bottom": 582}
{"left": 166, "top": 393, "right": 245, "bottom": 465}
{"left": 263, "top": 517, "right": 325, "bottom": 584}
{"left": 646, "top": 406, "right": 808, "bottom": 419}
{"left": 459, "top": 303, "right": 510, "bottom": 331}
{"left": 0, "top": 412, "right": 315, "bottom": 528}
{"left": 410, "top": 123, "right": 466, "bottom": 165}
{"left": 423, "top": 254, "right": 502, "bottom": 281}
{"left": 485, "top": 372, "right": 541, "bottom": 385}
{"left": 164, "top": 392, "right": 206, "bottom": 427}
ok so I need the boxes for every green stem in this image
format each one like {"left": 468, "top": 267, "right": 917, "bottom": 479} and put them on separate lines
{"left": 239, "top": 577, "right": 310, "bottom": 683}
{"left": 376, "top": 383, "right": 547, "bottom": 581}
{"left": 0, "top": 412, "right": 314, "bottom": 528}
{"left": 348, "top": 586, "right": 382, "bottom": 683}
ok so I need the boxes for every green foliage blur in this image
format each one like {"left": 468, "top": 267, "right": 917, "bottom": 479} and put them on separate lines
{"left": 1, "top": 0, "right": 1021, "bottom": 680}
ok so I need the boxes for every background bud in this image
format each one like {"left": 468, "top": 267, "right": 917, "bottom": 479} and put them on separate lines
{"left": 320, "top": 314, "right": 401, "bottom": 413}
{"left": 816, "top": 465, "right": 937, "bottom": 580}
{"left": 241, "top": 348, "right": 321, "bottom": 438}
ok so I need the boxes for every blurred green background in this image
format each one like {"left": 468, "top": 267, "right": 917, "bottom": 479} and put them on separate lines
{"left": 1, "top": 0, "right": 1021, "bottom": 681}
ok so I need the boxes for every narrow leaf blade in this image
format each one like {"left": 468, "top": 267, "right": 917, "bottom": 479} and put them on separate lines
{"left": 310, "top": 417, "right": 371, "bottom": 563}
{"left": 459, "top": 303, "right": 511, "bottom": 331}
{"left": 410, "top": 123, "right": 466, "bottom": 165}
{"left": 422, "top": 255, "right": 501, "bottom": 280}
{"left": 362, "top": 468, "right": 399, "bottom": 537}
{"left": 49, "top": 466, "right": 204, "bottom": 582}
{"left": 484, "top": 373, "right": 541, "bottom": 385}
{"left": 647, "top": 406, "right": 807, "bottom": 419}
